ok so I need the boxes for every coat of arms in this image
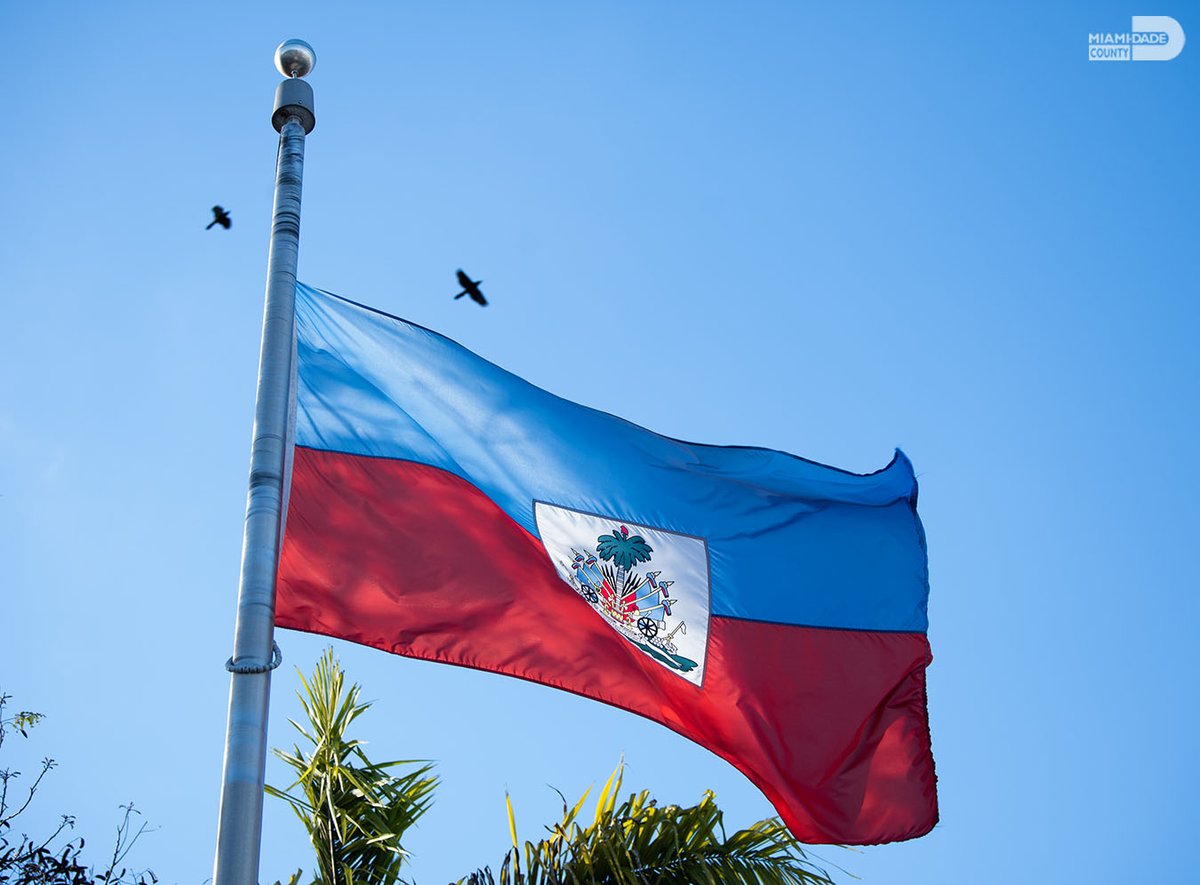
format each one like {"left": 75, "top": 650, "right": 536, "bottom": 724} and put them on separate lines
{"left": 535, "top": 503, "right": 711, "bottom": 685}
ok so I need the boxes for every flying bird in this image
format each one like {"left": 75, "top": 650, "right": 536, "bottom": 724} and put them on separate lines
{"left": 206, "top": 206, "right": 232, "bottom": 230}
{"left": 453, "top": 269, "right": 487, "bottom": 306}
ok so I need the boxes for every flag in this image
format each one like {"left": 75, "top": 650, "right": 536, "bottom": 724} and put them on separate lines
{"left": 275, "top": 283, "right": 937, "bottom": 844}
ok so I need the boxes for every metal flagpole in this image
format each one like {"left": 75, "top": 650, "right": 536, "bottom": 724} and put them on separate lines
{"left": 213, "top": 39, "right": 317, "bottom": 885}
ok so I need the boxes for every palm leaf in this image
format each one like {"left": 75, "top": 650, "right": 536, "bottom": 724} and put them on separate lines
{"left": 457, "top": 762, "right": 838, "bottom": 885}
{"left": 267, "top": 648, "right": 438, "bottom": 885}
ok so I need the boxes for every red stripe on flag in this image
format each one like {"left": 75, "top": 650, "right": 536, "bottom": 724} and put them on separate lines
{"left": 276, "top": 446, "right": 937, "bottom": 843}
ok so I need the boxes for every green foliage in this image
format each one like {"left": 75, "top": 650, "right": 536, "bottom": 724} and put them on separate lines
{"left": 0, "top": 693, "right": 155, "bottom": 885}
{"left": 457, "top": 763, "right": 836, "bottom": 885}
{"left": 7, "top": 713, "right": 44, "bottom": 740}
{"left": 267, "top": 650, "right": 437, "bottom": 885}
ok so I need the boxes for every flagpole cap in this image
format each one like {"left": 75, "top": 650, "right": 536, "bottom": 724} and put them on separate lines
{"left": 272, "top": 39, "right": 316, "bottom": 133}
{"left": 274, "top": 39, "right": 316, "bottom": 78}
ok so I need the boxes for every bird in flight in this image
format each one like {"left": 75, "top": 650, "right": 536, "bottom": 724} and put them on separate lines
{"left": 206, "top": 206, "right": 232, "bottom": 230}
{"left": 453, "top": 269, "right": 487, "bottom": 306}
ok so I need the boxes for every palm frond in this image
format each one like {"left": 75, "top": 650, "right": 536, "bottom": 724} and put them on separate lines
{"left": 267, "top": 648, "right": 438, "bottom": 885}
{"left": 457, "top": 762, "right": 837, "bottom": 885}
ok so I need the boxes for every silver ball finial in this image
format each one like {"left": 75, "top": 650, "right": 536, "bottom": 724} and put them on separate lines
{"left": 274, "top": 39, "right": 316, "bottom": 78}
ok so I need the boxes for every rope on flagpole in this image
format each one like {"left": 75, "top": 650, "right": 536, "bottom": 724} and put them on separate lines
{"left": 225, "top": 641, "right": 283, "bottom": 674}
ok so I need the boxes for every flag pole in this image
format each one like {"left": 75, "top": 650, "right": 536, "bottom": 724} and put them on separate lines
{"left": 213, "top": 39, "right": 316, "bottom": 885}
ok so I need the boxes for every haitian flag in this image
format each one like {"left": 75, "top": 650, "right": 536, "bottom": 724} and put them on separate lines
{"left": 275, "top": 283, "right": 937, "bottom": 844}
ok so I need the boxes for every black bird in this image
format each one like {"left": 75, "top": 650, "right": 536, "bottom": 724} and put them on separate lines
{"left": 206, "top": 206, "right": 232, "bottom": 230}
{"left": 453, "top": 269, "right": 487, "bottom": 306}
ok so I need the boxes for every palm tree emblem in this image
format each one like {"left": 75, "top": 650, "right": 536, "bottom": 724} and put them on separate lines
{"left": 595, "top": 525, "right": 653, "bottom": 593}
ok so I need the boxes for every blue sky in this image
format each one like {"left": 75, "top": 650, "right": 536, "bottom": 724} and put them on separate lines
{"left": 2, "top": 3, "right": 1196, "bottom": 883}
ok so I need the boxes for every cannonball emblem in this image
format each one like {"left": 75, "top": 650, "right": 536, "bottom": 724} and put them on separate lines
{"left": 274, "top": 39, "right": 316, "bottom": 78}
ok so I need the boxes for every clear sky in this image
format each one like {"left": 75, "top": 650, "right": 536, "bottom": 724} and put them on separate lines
{"left": 2, "top": 3, "right": 1196, "bottom": 883}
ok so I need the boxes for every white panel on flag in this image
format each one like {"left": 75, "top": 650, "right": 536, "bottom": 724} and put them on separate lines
{"left": 535, "top": 502, "right": 711, "bottom": 686}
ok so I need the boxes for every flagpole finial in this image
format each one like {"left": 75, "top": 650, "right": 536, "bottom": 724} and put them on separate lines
{"left": 274, "top": 39, "right": 316, "bottom": 78}
{"left": 272, "top": 39, "right": 316, "bottom": 133}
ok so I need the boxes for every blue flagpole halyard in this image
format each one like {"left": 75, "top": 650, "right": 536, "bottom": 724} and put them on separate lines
{"left": 213, "top": 40, "right": 316, "bottom": 885}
